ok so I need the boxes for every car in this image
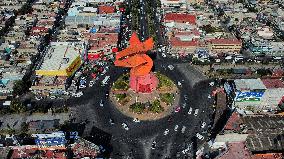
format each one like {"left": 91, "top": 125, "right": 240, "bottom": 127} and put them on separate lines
{"left": 168, "top": 116, "right": 173, "bottom": 122}
{"left": 109, "top": 118, "right": 115, "bottom": 125}
{"left": 181, "top": 126, "right": 186, "bottom": 133}
{"left": 164, "top": 129, "right": 169, "bottom": 135}
{"left": 175, "top": 106, "right": 181, "bottom": 113}
{"left": 50, "top": 96, "right": 56, "bottom": 99}
{"left": 168, "top": 65, "right": 174, "bottom": 70}
{"left": 177, "top": 81, "right": 182, "bottom": 87}
{"left": 182, "top": 102, "right": 186, "bottom": 108}
{"left": 79, "top": 85, "right": 86, "bottom": 89}
{"left": 194, "top": 109, "right": 199, "bottom": 116}
{"left": 174, "top": 125, "right": 179, "bottom": 131}
{"left": 162, "top": 53, "right": 167, "bottom": 57}
{"left": 208, "top": 94, "right": 211, "bottom": 99}
{"left": 201, "top": 122, "right": 206, "bottom": 128}
{"left": 151, "top": 141, "right": 156, "bottom": 149}
{"left": 184, "top": 95, "right": 188, "bottom": 101}
{"left": 89, "top": 81, "right": 94, "bottom": 87}
{"left": 99, "top": 100, "right": 104, "bottom": 107}
{"left": 209, "top": 82, "right": 214, "bottom": 86}
{"left": 122, "top": 123, "right": 129, "bottom": 130}
{"left": 35, "top": 96, "right": 42, "bottom": 101}
{"left": 133, "top": 118, "right": 140, "bottom": 123}
{"left": 196, "top": 133, "right": 204, "bottom": 140}
{"left": 188, "top": 107, "right": 193, "bottom": 115}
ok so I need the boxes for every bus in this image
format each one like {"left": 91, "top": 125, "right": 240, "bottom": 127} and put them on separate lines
{"left": 101, "top": 76, "right": 110, "bottom": 86}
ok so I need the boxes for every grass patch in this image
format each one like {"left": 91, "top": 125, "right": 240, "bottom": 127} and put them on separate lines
{"left": 115, "top": 93, "right": 127, "bottom": 101}
{"left": 160, "top": 93, "right": 175, "bottom": 105}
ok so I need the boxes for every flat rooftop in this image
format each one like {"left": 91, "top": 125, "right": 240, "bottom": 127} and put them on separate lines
{"left": 39, "top": 42, "right": 83, "bottom": 71}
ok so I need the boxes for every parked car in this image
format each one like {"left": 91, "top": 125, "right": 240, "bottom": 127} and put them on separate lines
{"left": 164, "top": 129, "right": 169, "bottom": 135}
{"left": 122, "top": 123, "right": 129, "bottom": 130}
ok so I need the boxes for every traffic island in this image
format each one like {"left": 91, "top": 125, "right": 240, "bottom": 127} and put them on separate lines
{"left": 110, "top": 72, "right": 180, "bottom": 121}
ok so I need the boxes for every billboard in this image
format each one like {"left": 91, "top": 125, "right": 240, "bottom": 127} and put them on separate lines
{"left": 235, "top": 91, "right": 264, "bottom": 102}
{"left": 35, "top": 137, "right": 66, "bottom": 147}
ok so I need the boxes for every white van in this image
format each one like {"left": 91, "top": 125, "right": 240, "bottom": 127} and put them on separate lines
{"left": 101, "top": 76, "right": 110, "bottom": 86}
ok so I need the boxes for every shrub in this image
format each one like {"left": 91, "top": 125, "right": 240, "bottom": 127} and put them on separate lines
{"left": 160, "top": 93, "right": 175, "bottom": 105}
{"left": 129, "top": 102, "right": 145, "bottom": 114}
{"left": 149, "top": 100, "right": 164, "bottom": 113}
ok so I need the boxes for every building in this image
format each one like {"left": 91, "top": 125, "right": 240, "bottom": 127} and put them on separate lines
{"left": 31, "top": 42, "right": 86, "bottom": 96}
{"left": 169, "top": 37, "right": 199, "bottom": 55}
{"left": 164, "top": 13, "right": 196, "bottom": 24}
{"left": 71, "top": 138, "right": 100, "bottom": 158}
{"left": 234, "top": 79, "right": 284, "bottom": 113}
{"left": 206, "top": 39, "right": 242, "bottom": 54}
{"left": 234, "top": 78, "right": 266, "bottom": 102}
{"left": 242, "top": 115, "right": 284, "bottom": 153}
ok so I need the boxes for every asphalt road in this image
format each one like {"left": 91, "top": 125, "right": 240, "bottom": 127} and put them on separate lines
{"left": 64, "top": 57, "right": 215, "bottom": 158}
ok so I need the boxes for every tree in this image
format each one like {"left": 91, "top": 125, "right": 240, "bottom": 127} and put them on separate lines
{"left": 12, "top": 80, "right": 29, "bottom": 96}
{"left": 149, "top": 100, "right": 164, "bottom": 113}
{"left": 10, "top": 99, "right": 26, "bottom": 113}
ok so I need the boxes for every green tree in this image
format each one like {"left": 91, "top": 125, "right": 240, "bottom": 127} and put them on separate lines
{"left": 130, "top": 102, "right": 145, "bottom": 114}
{"left": 13, "top": 80, "right": 30, "bottom": 96}
{"left": 10, "top": 99, "right": 26, "bottom": 113}
{"left": 149, "top": 100, "right": 164, "bottom": 113}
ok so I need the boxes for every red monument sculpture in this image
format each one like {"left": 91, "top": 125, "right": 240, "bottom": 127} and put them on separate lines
{"left": 114, "top": 32, "right": 159, "bottom": 93}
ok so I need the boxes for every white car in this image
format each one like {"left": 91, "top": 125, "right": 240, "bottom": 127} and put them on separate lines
{"left": 181, "top": 126, "right": 186, "bottom": 134}
{"left": 162, "top": 53, "right": 167, "bottom": 57}
{"left": 50, "top": 96, "right": 56, "bottom": 99}
{"left": 164, "top": 129, "right": 169, "bottom": 135}
{"left": 79, "top": 85, "right": 86, "bottom": 89}
{"left": 182, "top": 103, "right": 186, "bottom": 108}
{"left": 184, "top": 95, "right": 188, "bottom": 101}
{"left": 99, "top": 100, "right": 104, "bottom": 107}
{"left": 174, "top": 125, "right": 179, "bottom": 131}
{"left": 177, "top": 81, "right": 182, "bottom": 87}
{"left": 168, "top": 65, "right": 174, "bottom": 70}
{"left": 122, "top": 123, "right": 129, "bottom": 130}
{"left": 89, "top": 81, "right": 94, "bottom": 87}
{"left": 201, "top": 122, "right": 206, "bottom": 128}
{"left": 133, "top": 118, "right": 140, "bottom": 123}
{"left": 196, "top": 133, "right": 204, "bottom": 140}
{"left": 194, "top": 109, "right": 199, "bottom": 116}
{"left": 188, "top": 107, "right": 193, "bottom": 115}
{"left": 208, "top": 94, "right": 211, "bottom": 99}
{"left": 209, "top": 82, "right": 215, "bottom": 86}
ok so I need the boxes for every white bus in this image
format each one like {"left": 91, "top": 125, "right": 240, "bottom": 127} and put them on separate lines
{"left": 101, "top": 76, "right": 110, "bottom": 86}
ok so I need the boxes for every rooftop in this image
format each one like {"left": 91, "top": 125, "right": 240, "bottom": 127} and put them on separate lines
{"left": 164, "top": 13, "right": 196, "bottom": 24}
{"left": 235, "top": 78, "right": 267, "bottom": 91}
{"left": 216, "top": 142, "right": 252, "bottom": 159}
{"left": 98, "top": 5, "right": 116, "bottom": 14}
{"left": 38, "top": 42, "right": 83, "bottom": 72}
{"left": 261, "top": 79, "right": 284, "bottom": 89}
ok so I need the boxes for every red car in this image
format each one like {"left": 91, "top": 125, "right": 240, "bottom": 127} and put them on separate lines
{"left": 175, "top": 106, "right": 181, "bottom": 113}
